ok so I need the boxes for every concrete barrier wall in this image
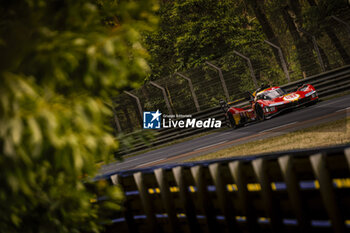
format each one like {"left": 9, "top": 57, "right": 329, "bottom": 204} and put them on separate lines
{"left": 99, "top": 144, "right": 350, "bottom": 233}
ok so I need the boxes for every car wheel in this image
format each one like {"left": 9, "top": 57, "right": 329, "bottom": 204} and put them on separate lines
{"left": 224, "top": 115, "right": 231, "bottom": 127}
{"left": 255, "top": 105, "right": 265, "bottom": 121}
{"left": 228, "top": 112, "right": 237, "bottom": 129}
{"left": 306, "top": 99, "right": 318, "bottom": 107}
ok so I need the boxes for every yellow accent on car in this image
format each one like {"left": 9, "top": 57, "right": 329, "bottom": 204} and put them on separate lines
{"left": 227, "top": 98, "right": 245, "bottom": 105}
{"left": 233, "top": 114, "right": 241, "bottom": 125}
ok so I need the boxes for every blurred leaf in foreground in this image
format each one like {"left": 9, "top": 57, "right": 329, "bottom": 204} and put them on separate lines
{"left": 0, "top": 0, "right": 157, "bottom": 232}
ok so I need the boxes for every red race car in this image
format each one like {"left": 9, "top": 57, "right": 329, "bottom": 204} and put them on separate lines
{"left": 220, "top": 84, "right": 318, "bottom": 128}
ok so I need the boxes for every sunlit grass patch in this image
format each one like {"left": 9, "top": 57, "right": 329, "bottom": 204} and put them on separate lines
{"left": 188, "top": 117, "right": 350, "bottom": 161}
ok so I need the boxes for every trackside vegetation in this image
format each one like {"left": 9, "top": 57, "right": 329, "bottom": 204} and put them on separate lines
{"left": 0, "top": 1, "right": 157, "bottom": 232}
{"left": 112, "top": 0, "right": 350, "bottom": 134}
{"left": 188, "top": 117, "right": 350, "bottom": 161}
{"left": 1, "top": 0, "right": 350, "bottom": 232}
{"left": 145, "top": 0, "right": 350, "bottom": 80}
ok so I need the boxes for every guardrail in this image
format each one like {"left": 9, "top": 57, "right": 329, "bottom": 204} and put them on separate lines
{"left": 118, "top": 65, "right": 350, "bottom": 155}
{"left": 99, "top": 144, "right": 350, "bottom": 233}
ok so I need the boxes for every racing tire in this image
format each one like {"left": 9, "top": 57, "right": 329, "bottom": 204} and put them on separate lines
{"left": 306, "top": 99, "right": 318, "bottom": 107}
{"left": 255, "top": 105, "right": 265, "bottom": 121}
{"left": 224, "top": 115, "right": 231, "bottom": 128}
{"left": 228, "top": 112, "right": 237, "bottom": 129}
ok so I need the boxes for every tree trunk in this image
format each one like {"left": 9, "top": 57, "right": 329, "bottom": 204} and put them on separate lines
{"left": 280, "top": 5, "right": 319, "bottom": 76}
{"left": 287, "top": 0, "right": 303, "bottom": 28}
{"left": 247, "top": 0, "right": 284, "bottom": 69}
{"left": 319, "top": 44, "right": 331, "bottom": 70}
{"left": 307, "top": 0, "right": 350, "bottom": 65}
{"left": 307, "top": 0, "right": 317, "bottom": 6}
{"left": 326, "top": 27, "right": 350, "bottom": 65}
{"left": 122, "top": 106, "right": 133, "bottom": 132}
{"left": 131, "top": 99, "right": 143, "bottom": 128}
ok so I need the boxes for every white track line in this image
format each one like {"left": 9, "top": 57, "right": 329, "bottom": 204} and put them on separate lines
{"left": 193, "top": 140, "right": 228, "bottom": 151}
{"left": 336, "top": 106, "right": 350, "bottom": 112}
{"left": 319, "top": 98, "right": 349, "bottom": 107}
{"left": 124, "top": 158, "right": 140, "bottom": 163}
{"left": 136, "top": 158, "right": 166, "bottom": 168}
{"left": 261, "top": 121, "right": 298, "bottom": 133}
{"left": 207, "top": 131, "right": 232, "bottom": 139}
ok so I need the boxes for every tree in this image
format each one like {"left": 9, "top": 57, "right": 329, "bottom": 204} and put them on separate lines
{"left": 304, "top": 0, "right": 350, "bottom": 65}
{"left": 0, "top": 0, "right": 157, "bottom": 232}
{"left": 273, "top": 1, "right": 319, "bottom": 76}
{"left": 246, "top": 0, "right": 284, "bottom": 69}
{"left": 145, "top": 0, "right": 266, "bottom": 79}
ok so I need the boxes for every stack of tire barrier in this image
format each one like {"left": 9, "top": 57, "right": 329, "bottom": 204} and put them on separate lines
{"left": 98, "top": 144, "right": 350, "bottom": 233}
{"left": 119, "top": 65, "right": 350, "bottom": 155}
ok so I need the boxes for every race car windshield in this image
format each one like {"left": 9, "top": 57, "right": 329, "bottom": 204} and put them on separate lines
{"left": 258, "top": 88, "right": 285, "bottom": 100}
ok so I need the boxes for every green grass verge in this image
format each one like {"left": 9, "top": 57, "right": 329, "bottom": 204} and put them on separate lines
{"left": 187, "top": 117, "right": 350, "bottom": 162}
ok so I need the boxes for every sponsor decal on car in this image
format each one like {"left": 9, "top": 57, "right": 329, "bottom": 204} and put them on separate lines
{"left": 283, "top": 93, "right": 300, "bottom": 101}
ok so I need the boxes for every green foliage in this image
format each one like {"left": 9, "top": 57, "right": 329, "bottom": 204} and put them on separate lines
{"left": 116, "top": 129, "right": 157, "bottom": 156}
{"left": 0, "top": 0, "right": 157, "bottom": 232}
{"left": 303, "top": 0, "right": 347, "bottom": 32}
{"left": 145, "top": 0, "right": 265, "bottom": 79}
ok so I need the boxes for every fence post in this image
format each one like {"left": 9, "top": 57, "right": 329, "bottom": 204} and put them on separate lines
{"left": 310, "top": 154, "right": 346, "bottom": 233}
{"left": 175, "top": 72, "right": 200, "bottom": 112}
{"left": 331, "top": 15, "right": 350, "bottom": 37}
{"left": 113, "top": 113, "right": 122, "bottom": 133}
{"left": 232, "top": 50, "right": 258, "bottom": 88}
{"left": 278, "top": 156, "right": 311, "bottom": 232}
{"left": 149, "top": 81, "right": 174, "bottom": 115}
{"left": 252, "top": 159, "right": 284, "bottom": 232}
{"left": 133, "top": 172, "right": 160, "bottom": 233}
{"left": 345, "top": 148, "right": 350, "bottom": 170}
{"left": 110, "top": 174, "right": 137, "bottom": 233}
{"left": 172, "top": 166, "right": 200, "bottom": 232}
{"left": 298, "top": 28, "right": 326, "bottom": 72}
{"left": 264, "top": 40, "right": 290, "bottom": 82}
{"left": 191, "top": 165, "right": 218, "bottom": 233}
{"left": 209, "top": 163, "right": 238, "bottom": 231}
{"left": 154, "top": 168, "right": 179, "bottom": 232}
{"left": 205, "top": 61, "right": 230, "bottom": 101}
{"left": 124, "top": 91, "right": 143, "bottom": 121}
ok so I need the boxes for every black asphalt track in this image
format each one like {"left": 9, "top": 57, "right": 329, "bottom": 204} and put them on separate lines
{"left": 99, "top": 94, "right": 350, "bottom": 176}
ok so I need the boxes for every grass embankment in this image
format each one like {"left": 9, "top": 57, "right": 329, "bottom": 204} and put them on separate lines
{"left": 188, "top": 117, "right": 350, "bottom": 161}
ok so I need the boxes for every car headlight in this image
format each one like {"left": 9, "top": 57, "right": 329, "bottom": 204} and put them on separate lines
{"left": 264, "top": 106, "right": 276, "bottom": 112}
{"left": 305, "top": 90, "right": 316, "bottom": 97}
{"left": 269, "top": 102, "right": 284, "bottom": 107}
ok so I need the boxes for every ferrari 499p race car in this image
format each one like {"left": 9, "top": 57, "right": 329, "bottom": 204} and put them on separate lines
{"left": 220, "top": 84, "right": 318, "bottom": 128}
